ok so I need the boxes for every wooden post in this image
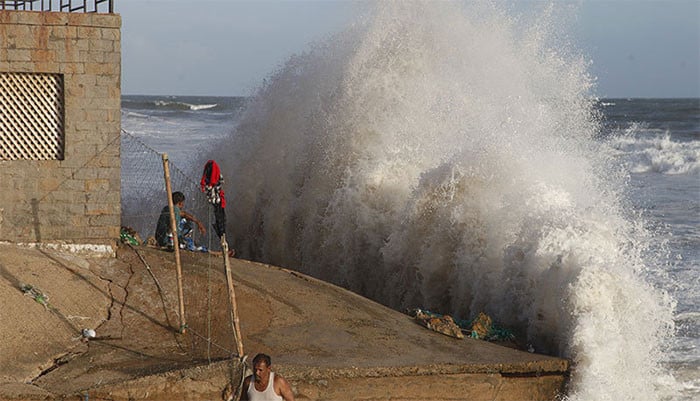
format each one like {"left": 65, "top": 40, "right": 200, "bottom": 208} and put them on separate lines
{"left": 221, "top": 234, "right": 244, "bottom": 357}
{"left": 162, "top": 153, "right": 187, "bottom": 334}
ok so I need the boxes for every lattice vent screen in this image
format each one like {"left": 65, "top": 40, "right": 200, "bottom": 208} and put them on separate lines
{"left": 0, "top": 72, "right": 65, "bottom": 160}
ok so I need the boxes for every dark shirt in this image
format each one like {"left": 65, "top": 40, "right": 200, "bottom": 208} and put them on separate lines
{"left": 155, "top": 205, "right": 181, "bottom": 247}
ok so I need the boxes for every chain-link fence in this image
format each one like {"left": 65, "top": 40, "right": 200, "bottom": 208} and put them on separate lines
{"left": 120, "top": 129, "right": 224, "bottom": 250}
{"left": 120, "top": 129, "right": 242, "bottom": 372}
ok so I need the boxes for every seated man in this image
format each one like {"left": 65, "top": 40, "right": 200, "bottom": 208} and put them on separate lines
{"left": 154, "top": 191, "right": 206, "bottom": 250}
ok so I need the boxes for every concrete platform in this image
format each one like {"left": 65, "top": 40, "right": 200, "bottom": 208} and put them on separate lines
{"left": 0, "top": 243, "right": 568, "bottom": 400}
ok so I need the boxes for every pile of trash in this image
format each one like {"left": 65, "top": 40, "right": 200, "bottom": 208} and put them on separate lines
{"left": 409, "top": 308, "right": 515, "bottom": 342}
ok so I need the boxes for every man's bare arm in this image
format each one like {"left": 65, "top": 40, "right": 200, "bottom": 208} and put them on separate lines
{"left": 239, "top": 376, "right": 251, "bottom": 401}
{"left": 276, "top": 375, "right": 295, "bottom": 401}
{"left": 181, "top": 210, "right": 206, "bottom": 234}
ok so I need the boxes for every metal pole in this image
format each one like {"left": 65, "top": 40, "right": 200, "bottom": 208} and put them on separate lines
{"left": 162, "top": 153, "right": 187, "bottom": 334}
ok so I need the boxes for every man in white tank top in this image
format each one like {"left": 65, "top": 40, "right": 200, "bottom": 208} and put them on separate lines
{"left": 240, "top": 353, "right": 295, "bottom": 401}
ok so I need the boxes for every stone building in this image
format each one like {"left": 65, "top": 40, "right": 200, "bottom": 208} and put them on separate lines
{"left": 0, "top": 1, "right": 121, "bottom": 254}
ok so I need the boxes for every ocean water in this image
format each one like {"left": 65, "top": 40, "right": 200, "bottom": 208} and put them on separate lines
{"left": 121, "top": 2, "right": 699, "bottom": 400}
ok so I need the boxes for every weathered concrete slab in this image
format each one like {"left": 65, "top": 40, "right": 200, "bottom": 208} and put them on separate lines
{"left": 0, "top": 244, "right": 568, "bottom": 400}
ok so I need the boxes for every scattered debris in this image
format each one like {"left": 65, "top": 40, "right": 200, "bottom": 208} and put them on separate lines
{"left": 411, "top": 309, "right": 464, "bottom": 339}
{"left": 66, "top": 315, "right": 92, "bottom": 321}
{"left": 81, "top": 328, "right": 96, "bottom": 339}
{"left": 469, "top": 312, "right": 492, "bottom": 339}
{"left": 20, "top": 284, "right": 50, "bottom": 309}
{"left": 145, "top": 236, "right": 157, "bottom": 247}
{"left": 120, "top": 226, "right": 142, "bottom": 246}
{"left": 409, "top": 308, "right": 516, "bottom": 343}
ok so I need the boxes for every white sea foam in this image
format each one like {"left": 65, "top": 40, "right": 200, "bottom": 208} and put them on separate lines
{"left": 608, "top": 127, "right": 700, "bottom": 175}
{"left": 123, "top": 111, "right": 151, "bottom": 118}
{"left": 189, "top": 103, "right": 218, "bottom": 111}
{"left": 154, "top": 100, "right": 218, "bottom": 111}
{"left": 211, "top": 2, "right": 679, "bottom": 399}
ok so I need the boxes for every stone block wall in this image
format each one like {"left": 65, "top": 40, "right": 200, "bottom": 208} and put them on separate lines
{"left": 0, "top": 11, "right": 121, "bottom": 252}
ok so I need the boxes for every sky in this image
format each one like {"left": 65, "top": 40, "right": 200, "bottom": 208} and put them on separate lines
{"left": 117, "top": 0, "right": 700, "bottom": 98}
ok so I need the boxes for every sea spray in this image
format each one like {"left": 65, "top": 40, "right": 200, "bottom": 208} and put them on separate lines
{"left": 211, "top": 2, "right": 678, "bottom": 399}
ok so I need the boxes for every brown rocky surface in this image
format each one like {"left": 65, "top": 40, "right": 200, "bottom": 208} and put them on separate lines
{"left": 0, "top": 243, "right": 569, "bottom": 400}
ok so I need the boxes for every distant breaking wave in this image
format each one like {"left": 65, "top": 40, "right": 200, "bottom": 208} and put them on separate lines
{"left": 122, "top": 98, "right": 219, "bottom": 111}
{"left": 154, "top": 100, "right": 218, "bottom": 111}
{"left": 211, "top": 2, "right": 679, "bottom": 400}
{"left": 609, "top": 125, "right": 700, "bottom": 175}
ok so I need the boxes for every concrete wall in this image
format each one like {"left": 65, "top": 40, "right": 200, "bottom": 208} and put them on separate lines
{"left": 35, "top": 366, "right": 567, "bottom": 401}
{"left": 290, "top": 373, "right": 566, "bottom": 401}
{"left": 0, "top": 11, "right": 121, "bottom": 251}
